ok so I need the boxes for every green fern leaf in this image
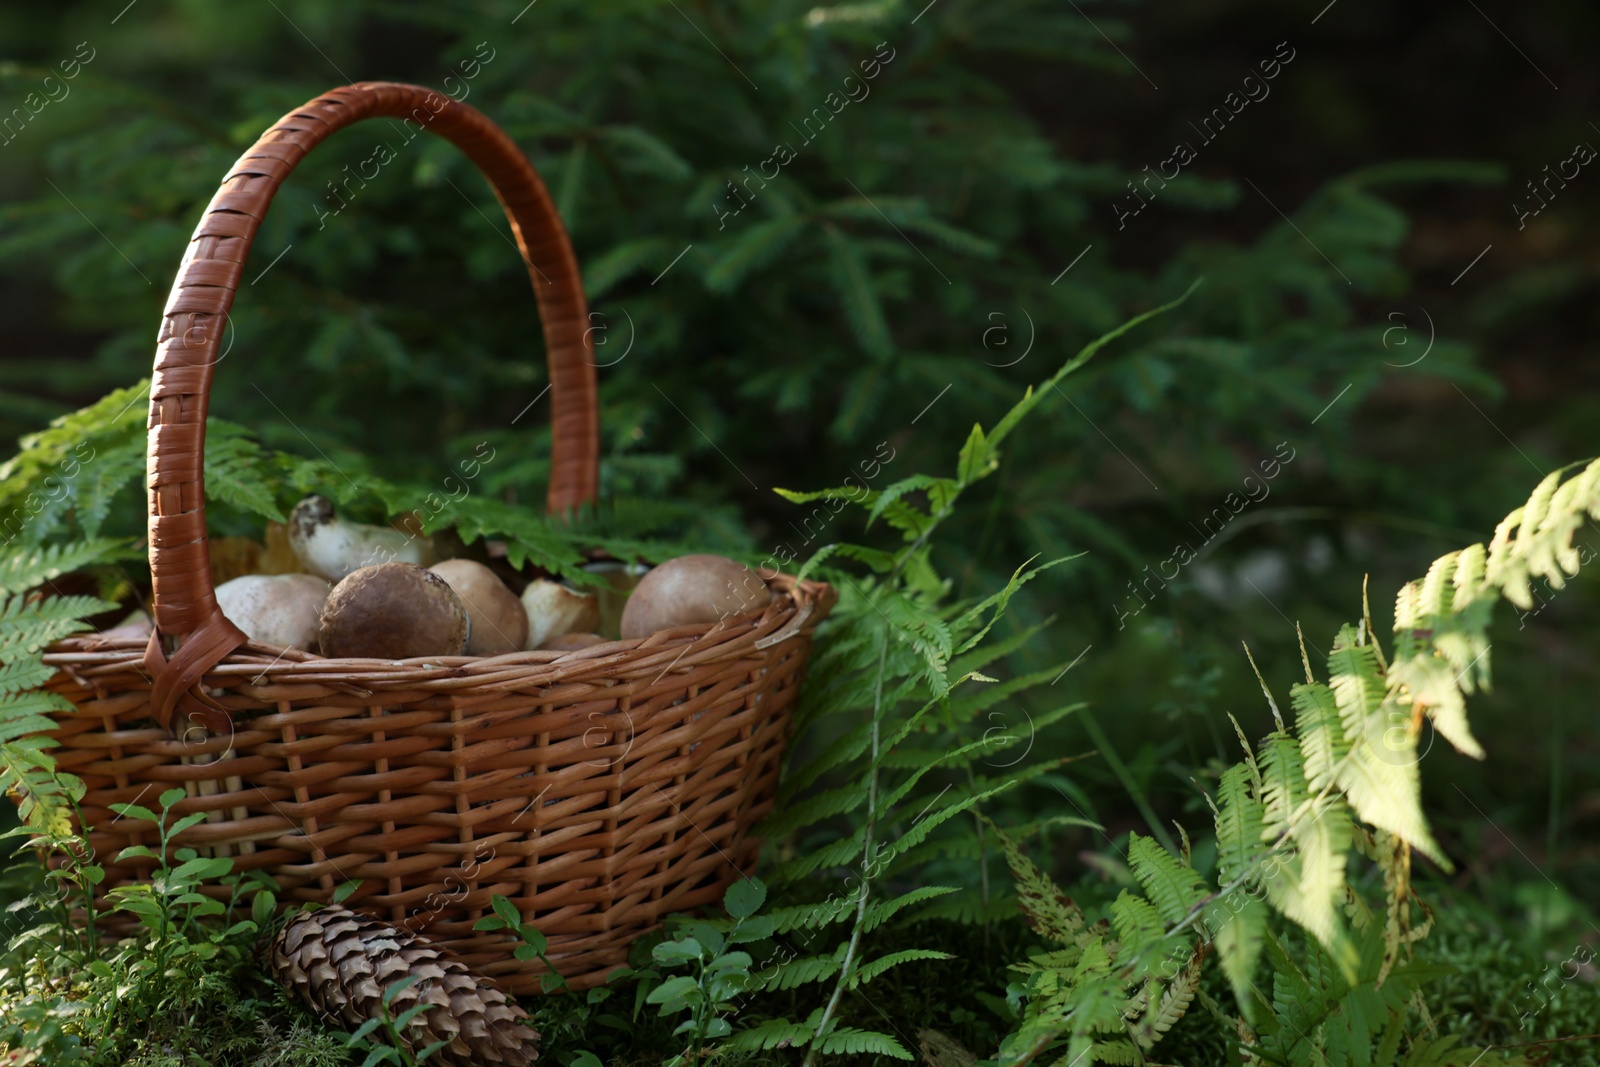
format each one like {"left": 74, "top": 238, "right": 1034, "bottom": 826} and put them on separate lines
{"left": 706, "top": 215, "right": 806, "bottom": 292}
{"left": 1132, "top": 941, "right": 1206, "bottom": 1049}
{"left": 862, "top": 885, "right": 959, "bottom": 933}
{"left": 816, "top": 1027, "right": 912, "bottom": 1058}
{"left": 762, "top": 896, "right": 860, "bottom": 935}
{"left": 0, "top": 539, "right": 132, "bottom": 596}
{"left": 1128, "top": 833, "right": 1209, "bottom": 927}
{"left": 1214, "top": 763, "right": 1266, "bottom": 884}
{"left": 719, "top": 1018, "right": 814, "bottom": 1052}
{"left": 0, "top": 593, "right": 112, "bottom": 655}
{"left": 205, "top": 426, "right": 288, "bottom": 522}
{"left": 768, "top": 828, "right": 868, "bottom": 883}
{"left": 1291, "top": 681, "right": 1348, "bottom": 794}
{"left": 754, "top": 950, "right": 844, "bottom": 992}
{"left": 1207, "top": 893, "right": 1269, "bottom": 1018}
{"left": 73, "top": 435, "right": 146, "bottom": 538}
{"left": 1109, "top": 890, "right": 1166, "bottom": 967}
{"left": 823, "top": 224, "right": 891, "bottom": 360}
{"left": 849, "top": 949, "right": 954, "bottom": 988}
{"left": 0, "top": 688, "right": 74, "bottom": 743}
{"left": 1086, "top": 1039, "right": 1141, "bottom": 1064}
{"left": 0, "top": 655, "right": 56, "bottom": 696}
{"left": 760, "top": 780, "right": 870, "bottom": 838}
{"left": 0, "top": 736, "right": 83, "bottom": 836}
{"left": 993, "top": 821, "right": 1086, "bottom": 946}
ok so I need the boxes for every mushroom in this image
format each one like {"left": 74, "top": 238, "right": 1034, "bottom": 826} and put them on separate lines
{"left": 215, "top": 573, "right": 331, "bottom": 651}
{"left": 97, "top": 609, "right": 153, "bottom": 643}
{"left": 584, "top": 561, "right": 651, "bottom": 638}
{"left": 619, "top": 554, "right": 773, "bottom": 639}
{"left": 289, "top": 494, "right": 431, "bottom": 581}
{"left": 520, "top": 580, "right": 601, "bottom": 651}
{"left": 539, "top": 632, "right": 608, "bottom": 652}
{"left": 319, "top": 562, "right": 469, "bottom": 659}
{"left": 429, "top": 559, "right": 527, "bottom": 655}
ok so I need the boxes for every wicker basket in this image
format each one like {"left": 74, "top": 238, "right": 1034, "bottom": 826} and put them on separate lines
{"left": 35, "top": 82, "right": 834, "bottom": 994}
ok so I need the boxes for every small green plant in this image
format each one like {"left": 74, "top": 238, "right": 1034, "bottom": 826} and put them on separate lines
{"left": 343, "top": 975, "right": 453, "bottom": 1067}
{"left": 474, "top": 893, "right": 570, "bottom": 994}
{"left": 978, "top": 450, "right": 1600, "bottom": 1065}
{"left": 641, "top": 877, "right": 771, "bottom": 1062}
{"left": 106, "top": 788, "right": 261, "bottom": 968}
{"left": 0, "top": 785, "right": 311, "bottom": 1066}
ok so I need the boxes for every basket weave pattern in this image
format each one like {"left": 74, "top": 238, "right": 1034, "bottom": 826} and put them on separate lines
{"left": 33, "top": 82, "right": 833, "bottom": 993}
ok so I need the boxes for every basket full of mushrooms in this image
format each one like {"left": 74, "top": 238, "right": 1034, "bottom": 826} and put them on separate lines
{"left": 34, "top": 82, "right": 834, "bottom": 994}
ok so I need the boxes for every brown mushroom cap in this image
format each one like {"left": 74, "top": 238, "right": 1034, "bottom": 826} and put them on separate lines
{"left": 619, "top": 554, "right": 773, "bottom": 640}
{"left": 319, "top": 562, "right": 470, "bottom": 659}
{"left": 429, "top": 559, "right": 528, "bottom": 655}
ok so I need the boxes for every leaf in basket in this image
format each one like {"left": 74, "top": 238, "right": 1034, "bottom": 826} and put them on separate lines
{"left": 438, "top": 495, "right": 585, "bottom": 577}
{"left": 0, "top": 379, "right": 147, "bottom": 544}
{"left": 333, "top": 880, "right": 363, "bottom": 904}
{"left": 205, "top": 425, "right": 288, "bottom": 522}
{"left": 75, "top": 434, "right": 148, "bottom": 538}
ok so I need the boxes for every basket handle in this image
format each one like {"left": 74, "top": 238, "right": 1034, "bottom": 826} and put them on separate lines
{"left": 143, "top": 82, "right": 599, "bottom": 733}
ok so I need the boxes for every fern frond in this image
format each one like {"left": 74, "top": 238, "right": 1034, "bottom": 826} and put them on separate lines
{"left": 993, "top": 820, "right": 1086, "bottom": 946}
{"left": 1109, "top": 891, "right": 1167, "bottom": 971}
{"left": 849, "top": 949, "right": 954, "bottom": 988}
{"left": 1086, "top": 1039, "right": 1142, "bottom": 1064}
{"left": 1127, "top": 833, "right": 1208, "bottom": 927}
{"left": 753, "top": 949, "right": 844, "bottom": 992}
{"left": 1132, "top": 941, "right": 1207, "bottom": 1049}
{"left": 822, "top": 224, "right": 892, "bottom": 360}
{"left": 0, "top": 539, "right": 131, "bottom": 596}
{"left": 0, "top": 688, "right": 74, "bottom": 743}
{"left": 1214, "top": 763, "right": 1266, "bottom": 884}
{"left": 706, "top": 215, "right": 807, "bottom": 292}
{"left": 815, "top": 1027, "right": 911, "bottom": 1058}
{"left": 719, "top": 1018, "right": 815, "bottom": 1052}
{"left": 204, "top": 425, "right": 287, "bottom": 522}
{"left": 767, "top": 828, "right": 868, "bottom": 883}
{"left": 0, "top": 655, "right": 56, "bottom": 696}
{"left": 1207, "top": 893, "right": 1269, "bottom": 1017}
{"left": 862, "top": 885, "right": 959, "bottom": 934}
{"left": 0, "top": 593, "right": 112, "bottom": 655}
{"left": 760, "top": 780, "right": 870, "bottom": 838}
{"left": 0, "top": 736, "right": 83, "bottom": 836}
{"left": 1291, "top": 681, "right": 1348, "bottom": 794}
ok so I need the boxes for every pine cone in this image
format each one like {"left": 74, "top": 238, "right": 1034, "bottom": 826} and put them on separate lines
{"left": 269, "top": 904, "right": 538, "bottom": 1066}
